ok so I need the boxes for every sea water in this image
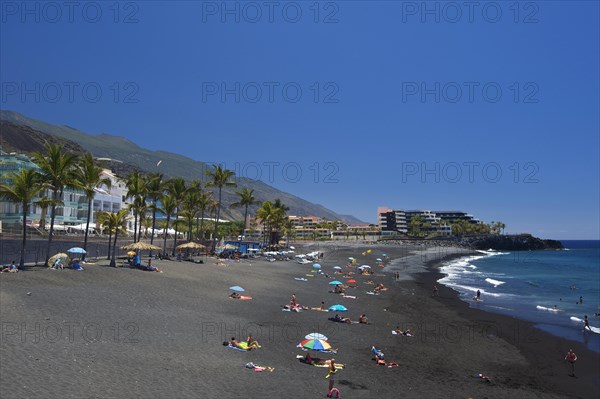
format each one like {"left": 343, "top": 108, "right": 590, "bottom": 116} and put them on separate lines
{"left": 439, "top": 240, "right": 600, "bottom": 353}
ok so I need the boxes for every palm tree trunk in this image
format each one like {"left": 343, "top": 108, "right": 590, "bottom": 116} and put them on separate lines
{"left": 199, "top": 209, "right": 205, "bottom": 241}
{"left": 45, "top": 189, "right": 59, "bottom": 264}
{"left": 133, "top": 209, "right": 138, "bottom": 242}
{"left": 212, "top": 188, "right": 222, "bottom": 251}
{"left": 110, "top": 228, "right": 119, "bottom": 267}
{"left": 150, "top": 207, "right": 157, "bottom": 256}
{"left": 172, "top": 217, "right": 179, "bottom": 256}
{"left": 83, "top": 197, "right": 92, "bottom": 255}
{"left": 107, "top": 230, "right": 112, "bottom": 260}
{"left": 243, "top": 205, "right": 249, "bottom": 235}
{"left": 163, "top": 216, "right": 170, "bottom": 255}
{"left": 20, "top": 203, "right": 27, "bottom": 268}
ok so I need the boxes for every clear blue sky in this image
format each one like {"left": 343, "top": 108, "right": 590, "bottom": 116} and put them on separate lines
{"left": 1, "top": 1, "right": 598, "bottom": 239}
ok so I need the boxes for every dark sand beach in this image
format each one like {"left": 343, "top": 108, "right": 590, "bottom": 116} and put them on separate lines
{"left": 1, "top": 242, "right": 598, "bottom": 398}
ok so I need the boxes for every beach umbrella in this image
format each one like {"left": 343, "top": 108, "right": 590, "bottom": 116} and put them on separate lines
{"left": 67, "top": 247, "right": 86, "bottom": 254}
{"left": 376, "top": 258, "right": 382, "bottom": 262}
{"left": 382, "top": 254, "right": 387, "bottom": 257}
{"left": 359, "top": 265, "right": 371, "bottom": 269}
{"left": 305, "top": 332, "right": 328, "bottom": 340}
{"left": 47, "top": 253, "right": 69, "bottom": 267}
{"left": 121, "top": 242, "right": 162, "bottom": 251}
{"left": 333, "top": 266, "right": 342, "bottom": 270}
{"left": 127, "top": 251, "right": 136, "bottom": 256}
{"left": 176, "top": 241, "right": 207, "bottom": 250}
{"left": 367, "top": 249, "right": 372, "bottom": 253}
{"left": 361, "top": 252, "right": 366, "bottom": 256}
{"left": 348, "top": 257, "right": 354, "bottom": 260}
{"left": 229, "top": 286, "right": 245, "bottom": 292}
{"left": 219, "top": 244, "right": 238, "bottom": 250}
{"left": 347, "top": 279, "right": 357, "bottom": 283}
{"left": 299, "top": 338, "right": 331, "bottom": 351}
{"left": 329, "top": 280, "right": 343, "bottom": 285}
{"left": 328, "top": 304, "right": 348, "bottom": 312}
{"left": 289, "top": 246, "right": 295, "bottom": 250}
{"left": 313, "top": 263, "right": 321, "bottom": 269}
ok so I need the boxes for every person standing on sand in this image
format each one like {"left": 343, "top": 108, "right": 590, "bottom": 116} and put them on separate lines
{"left": 564, "top": 349, "right": 577, "bottom": 376}
{"left": 433, "top": 285, "right": 439, "bottom": 297}
{"left": 327, "top": 358, "right": 337, "bottom": 393}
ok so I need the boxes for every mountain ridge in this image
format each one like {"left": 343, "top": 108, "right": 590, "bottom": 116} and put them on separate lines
{"left": 0, "top": 110, "right": 364, "bottom": 224}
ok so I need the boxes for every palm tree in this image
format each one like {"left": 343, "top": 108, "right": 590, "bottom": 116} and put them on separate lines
{"left": 205, "top": 165, "right": 236, "bottom": 250}
{"left": 145, "top": 173, "right": 164, "bottom": 251}
{"left": 165, "top": 178, "right": 187, "bottom": 256}
{"left": 75, "top": 153, "right": 112, "bottom": 255}
{"left": 34, "top": 197, "right": 54, "bottom": 232}
{"left": 256, "top": 200, "right": 275, "bottom": 246}
{"left": 33, "top": 143, "right": 78, "bottom": 264}
{"left": 182, "top": 190, "right": 200, "bottom": 241}
{"left": 230, "top": 188, "right": 259, "bottom": 234}
{"left": 107, "top": 209, "right": 129, "bottom": 267}
{"left": 196, "top": 191, "right": 212, "bottom": 241}
{"left": 159, "top": 194, "right": 177, "bottom": 256}
{"left": 125, "top": 171, "right": 145, "bottom": 242}
{"left": 0, "top": 169, "right": 42, "bottom": 268}
{"left": 95, "top": 211, "right": 112, "bottom": 259}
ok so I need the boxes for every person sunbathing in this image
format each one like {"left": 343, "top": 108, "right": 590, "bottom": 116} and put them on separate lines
{"left": 246, "top": 334, "right": 261, "bottom": 350}
{"left": 230, "top": 292, "right": 242, "bottom": 299}
{"left": 1, "top": 261, "right": 19, "bottom": 273}
{"left": 229, "top": 337, "right": 243, "bottom": 349}
{"left": 394, "top": 326, "right": 414, "bottom": 336}
{"left": 359, "top": 314, "right": 369, "bottom": 324}
{"left": 333, "top": 314, "right": 352, "bottom": 324}
{"left": 374, "top": 283, "right": 385, "bottom": 292}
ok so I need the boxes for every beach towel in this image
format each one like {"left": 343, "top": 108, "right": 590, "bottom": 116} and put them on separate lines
{"left": 305, "top": 274, "right": 315, "bottom": 277}
{"left": 294, "top": 278, "right": 308, "bottom": 281}
{"left": 392, "top": 331, "right": 413, "bottom": 337}
{"left": 227, "top": 344, "right": 248, "bottom": 352}
{"left": 342, "top": 295, "right": 357, "bottom": 299}
{"left": 245, "top": 362, "right": 274, "bottom": 372}
{"left": 73, "top": 264, "right": 84, "bottom": 271}
{"left": 239, "top": 296, "right": 252, "bottom": 300}
{"left": 366, "top": 291, "right": 379, "bottom": 296}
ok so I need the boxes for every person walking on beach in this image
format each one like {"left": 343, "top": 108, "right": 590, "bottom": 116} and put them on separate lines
{"left": 476, "top": 289, "right": 481, "bottom": 301}
{"left": 327, "top": 358, "right": 337, "bottom": 393}
{"left": 583, "top": 315, "right": 592, "bottom": 332}
{"left": 433, "top": 285, "right": 439, "bottom": 297}
{"left": 564, "top": 349, "right": 577, "bottom": 376}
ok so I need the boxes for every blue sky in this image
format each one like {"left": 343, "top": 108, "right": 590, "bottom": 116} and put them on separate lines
{"left": 1, "top": 1, "right": 598, "bottom": 239}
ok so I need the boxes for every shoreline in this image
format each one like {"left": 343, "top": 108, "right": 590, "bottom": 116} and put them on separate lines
{"left": 414, "top": 252, "right": 600, "bottom": 398}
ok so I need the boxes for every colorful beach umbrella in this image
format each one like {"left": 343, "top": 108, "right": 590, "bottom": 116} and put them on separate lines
{"left": 333, "top": 266, "right": 342, "bottom": 270}
{"left": 313, "top": 264, "right": 321, "bottom": 269}
{"left": 299, "top": 338, "right": 331, "bottom": 351}
{"left": 67, "top": 247, "right": 86, "bottom": 254}
{"left": 328, "top": 304, "right": 348, "bottom": 312}
{"left": 329, "top": 280, "right": 343, "bottom": 285}
{"left": 229, "top": 286, "right": 245, "bottom": 292}
{"left": 347, "top": 279, "right": 357, "bottom": 283}
{"left": 305, "top": 332, "right": 328, "bottom": 340}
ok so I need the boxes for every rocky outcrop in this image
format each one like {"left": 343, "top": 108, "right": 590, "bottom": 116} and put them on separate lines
{"left": 462, "top": 234, "right": 564, "bottom": 251}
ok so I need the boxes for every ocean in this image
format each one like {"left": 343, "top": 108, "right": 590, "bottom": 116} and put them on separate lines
{"left": 438, "top": 240, "right": 600, "bottom": 353}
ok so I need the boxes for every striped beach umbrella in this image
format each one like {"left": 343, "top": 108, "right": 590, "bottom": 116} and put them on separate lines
{"left": 299, "top": 338, "right": 331, "bottom": 351}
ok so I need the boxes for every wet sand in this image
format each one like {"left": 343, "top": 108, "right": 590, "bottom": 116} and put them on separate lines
{"left": 1, "top": 242, "right": 598, "bottom": 398}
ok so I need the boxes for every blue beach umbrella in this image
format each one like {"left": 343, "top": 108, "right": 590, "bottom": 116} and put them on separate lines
{"left": 305, "top": 332, "right": 328, "bottom": 340}
{"left": 328, "top": 304, "right": 348, "bottom": 312}
{"left": 313, "top": 264, "right": 321, "bottom": 269}
{"left": 229, "top": 286, "right": 245, "bottom": 292}
{"left": 67, "top": 247, "right": 86, "bottom": 254}
{"left": 328, "top": 280, "right": 343, "bottom": 285}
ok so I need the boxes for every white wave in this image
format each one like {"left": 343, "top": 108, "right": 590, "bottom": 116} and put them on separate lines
{"left": 536, "top": 305, "right": 561, "bottom": 312}
{"left": 441, "top": 283, "right": 514, "bottom": 298}
{"left": 485, "top": 278, "right": 506, "bottom": 287}
{"left": 570, "top": 316, "right": 600, "bottom": 334}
